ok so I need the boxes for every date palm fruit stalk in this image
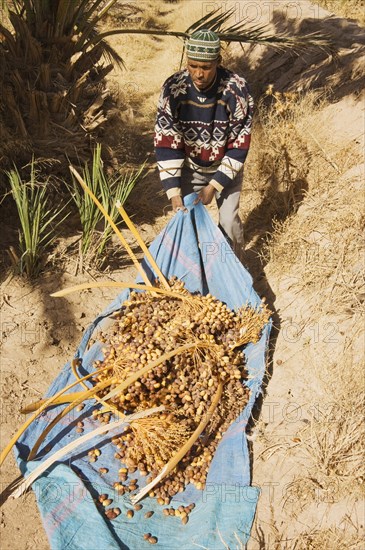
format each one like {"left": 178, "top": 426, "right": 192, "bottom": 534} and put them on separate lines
{"left": 88, "top": 277, "right": 270, "bottom": 502}
{"left": 1, "top": 167, "right": 270, "bottom": 508}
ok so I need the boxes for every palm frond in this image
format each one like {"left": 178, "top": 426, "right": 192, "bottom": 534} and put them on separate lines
{"left": 219, "top": 30, "right": 334, "bottom": 53}
{"left": 97, "top": 7, "right": 334, "bottom": 59}
{"left": 82, "top": 28, "right": 125, "bottom": 68}
{"left": 9, "top": 406, "right": 165, "bottom": 500}
{"left": 54, "top": 0, "right": 75, "bottom": 37}
{"left": 82, "top": 0, "right": 107, "bottom": 24}
{"left": 74, "top": 0, "right": 119, "bottom": 50}
{"left": 185, "top": 7, "right": 233, "bottom": 34}
{"left": 186, "top": 7, "right": 262, "bottom": 36}
{"left": 69, "top": 0, "right": 92, "bottom": 30}
{"left": 185, "top": 7, "right": 335, "bottom": 54}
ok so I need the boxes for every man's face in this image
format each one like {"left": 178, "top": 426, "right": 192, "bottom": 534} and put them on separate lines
{"left": 187, "top": 58, "right": 219, "bottom": 90}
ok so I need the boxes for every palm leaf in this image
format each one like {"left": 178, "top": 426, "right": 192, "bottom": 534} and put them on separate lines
{"left": 187, "top": 7, "right": 267, "bottom": 36}
{"left": 219, "top": 30, "right": 333, "bottom": 52}
{"left": 81, "top": 28, "right": 125, "bottom": 68}
{"left": 185, "top": 7, "right": 231, "bottom": 34}
{"left": 77, "top": 0, "right": 106, "bottom": 29}
{"left": 69, "top": 0, "right": 92, "bottom": 30}
{"left": 74, "top": 0, "right": 119, "bottom": 50}
{"left": 97, "top": 7, "right": 334, "bottom": 60}
{"left": 185, "top": 7, "right": 334, "bottom": 53}
{"left": 54, "top": 0, "right": 79, "bottom": 37}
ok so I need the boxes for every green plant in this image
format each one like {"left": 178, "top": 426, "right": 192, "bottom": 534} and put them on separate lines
{"left": 69, "top": 144, "right": 145, "bottom": 268}
{"left": 8, "top": 160, "right": 69, "bottom": 278}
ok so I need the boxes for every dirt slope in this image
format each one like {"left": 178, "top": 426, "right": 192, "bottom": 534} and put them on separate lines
{"left": 1, "top": 1, "right": 364, "bottom": 548}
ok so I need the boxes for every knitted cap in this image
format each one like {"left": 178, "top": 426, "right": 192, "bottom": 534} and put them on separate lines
{"left": 186, "top": 29, "right": 220, "bottom": 61}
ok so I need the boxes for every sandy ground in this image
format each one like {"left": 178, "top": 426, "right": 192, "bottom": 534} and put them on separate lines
{"left": 1, "top": 1, "right": 364, "bottom": 548}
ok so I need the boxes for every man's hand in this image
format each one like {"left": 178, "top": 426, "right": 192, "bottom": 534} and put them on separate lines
{"left": 171, "top": 195, "right": 187, "bottom": 212}
{"left": 194, "top": 184, "right": 216, "bottom": 205}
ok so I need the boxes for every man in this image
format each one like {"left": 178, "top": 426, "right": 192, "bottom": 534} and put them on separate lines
{"left": 154, "top": 29, "right": 254, "bottom": 256}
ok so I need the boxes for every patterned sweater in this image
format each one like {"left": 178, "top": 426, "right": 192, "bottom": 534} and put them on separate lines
{"left": 154, "top": 67, "right": 254, "bottom": 198}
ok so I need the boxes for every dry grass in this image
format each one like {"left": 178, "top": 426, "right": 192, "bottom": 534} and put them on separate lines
{"left": 258, "top": 91, "right": 365, "bottom": 501}
{"left": 249, "top": 514, "right": 364, "bottom": 549}
{"left": 284, "top": 340, "right": 365, "bottom": 509}
{"left": 316, "top": 0, "right": 365, "bottom": 25}
{"left": 246, "top": 88, "right": 365, "bottom": 318}
{"left": 250, "top": 504, "right": 365, "bottom": 549}
{"left": 242, "top": 75, "right": 364, "bottom": 547}
{"left": 242, "top": 90, "right": 326, "bottom": 229}
{"left": 291, "top": 525, "right": 365, "bottom": 550}
{"left": 262, "top": 168, "right": 364, "bottom": 317}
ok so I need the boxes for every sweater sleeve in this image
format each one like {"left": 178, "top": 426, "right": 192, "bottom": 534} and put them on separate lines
{"left": 212, "top": 77, "right": 254, "bottom": 189}
{"left": 154, "top": 77, "right": 186, "bottom": 196}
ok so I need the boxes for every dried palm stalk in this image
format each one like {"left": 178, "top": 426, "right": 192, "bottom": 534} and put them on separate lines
{"left": 20, "top": 392, "right": 86, "bottom": 414}
{"left": 27, "top": 375, "right": 118, "bottom": 460}
{"left": 10, "top": 406, "right": 165, "bottom": 499}
{"left": 0, "top": 364, "right": 113, "bottom": 467}
{"left": 116, "top": 200, "right": 170, "bottom": 290}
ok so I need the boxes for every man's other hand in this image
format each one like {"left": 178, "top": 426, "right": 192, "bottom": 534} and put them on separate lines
{"left": 194, "top": 184, "right": 216, "bottom": 205}
{"left": 171, "top": 195, "right": 187, "bottom": 212}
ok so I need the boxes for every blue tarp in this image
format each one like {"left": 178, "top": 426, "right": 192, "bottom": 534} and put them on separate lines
{"left": 16, "top": 194, "right": 271, "bottom": 549}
